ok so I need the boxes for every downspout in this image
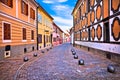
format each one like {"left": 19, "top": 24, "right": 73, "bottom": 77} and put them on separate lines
{"left": 36, "top": 7, "right": 38, "bottom": 50}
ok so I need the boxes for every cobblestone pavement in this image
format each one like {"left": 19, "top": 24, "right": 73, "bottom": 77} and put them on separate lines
{"left": 17, "top": 43, "right": 120, "bottom": 80}
{"left": 0, "top": 43, "right": 120, "bottom": 80}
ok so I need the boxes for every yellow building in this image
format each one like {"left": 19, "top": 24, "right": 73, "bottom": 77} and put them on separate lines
{"left": 37, "top": 4, "right": 53, "bottom": 50}
{"left": 0, "top": 0, "right": 38, "bottom": 60}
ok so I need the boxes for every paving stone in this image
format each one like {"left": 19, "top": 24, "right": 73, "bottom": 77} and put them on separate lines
{"left": 0, "top": 43, "right": 120, "bottom": 80}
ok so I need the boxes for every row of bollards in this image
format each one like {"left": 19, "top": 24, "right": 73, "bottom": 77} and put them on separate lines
{"left": 23, "top": 47, "right": 53, "bottom": 62}
{"left": 71, "top": 49, "right": 116, "bottom": 73}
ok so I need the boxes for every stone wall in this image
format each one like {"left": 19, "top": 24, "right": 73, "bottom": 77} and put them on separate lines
{"left": 0, "top": 44, "right": 37, "bottom": 60}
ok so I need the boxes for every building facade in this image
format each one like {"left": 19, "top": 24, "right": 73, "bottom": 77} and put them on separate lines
{"left": 37, "top": 4, "right": 53, "bottom": 50}
{"left": 70, "top": 27, "right": 74, "bottom": 44}
{"left": 52, "top": 22, "right": 63, "bottom": 46}
{"left": 72, "top": 0, "right": 120, "bottom": 63}
{"left": 0, "top": 0, "right": 38, "bottom": 59}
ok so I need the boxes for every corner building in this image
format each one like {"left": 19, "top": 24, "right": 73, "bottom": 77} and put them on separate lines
{"left": 72, "top": 0, "right": 120, "bottom": 63}
{"left": 0, "top": 0, "right": 38, "bottom": 60}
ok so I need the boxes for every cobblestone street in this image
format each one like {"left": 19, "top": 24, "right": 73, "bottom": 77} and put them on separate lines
{"left": 0, "top": 43, "right": 120, "bottom": 80}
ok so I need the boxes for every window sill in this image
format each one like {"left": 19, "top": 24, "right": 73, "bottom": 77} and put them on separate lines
{"left": 22, "top": 40, "right": 27, "bottom": 42}
{"left": 31, "top": 40, "right": 34, "bottom": 42}
{"left": 3, "top": 40, "right": 11, "bottom": 43}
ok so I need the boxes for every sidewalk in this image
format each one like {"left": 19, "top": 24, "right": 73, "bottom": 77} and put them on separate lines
{"left": 0, "top": 48, "right": 50, "bottom": 80}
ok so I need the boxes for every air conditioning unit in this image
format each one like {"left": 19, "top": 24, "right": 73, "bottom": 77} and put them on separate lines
{"left": 4, "top": 51, "right": 11, "bottom": 58}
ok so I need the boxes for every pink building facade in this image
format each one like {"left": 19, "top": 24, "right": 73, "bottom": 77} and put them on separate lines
{"left": 52, "top": 23, "right": 63, "bottom": 46}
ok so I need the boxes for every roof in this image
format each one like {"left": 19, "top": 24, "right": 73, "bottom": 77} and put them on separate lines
{"left": 71, "top": 0, "right": 82, "bottom": 15}
{"left": 53, "top": 22, "right": 63, "bottom": 33}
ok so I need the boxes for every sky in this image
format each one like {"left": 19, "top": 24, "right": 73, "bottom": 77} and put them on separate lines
{"left": 35, "top": 0, "right": 77, "bottom": 32}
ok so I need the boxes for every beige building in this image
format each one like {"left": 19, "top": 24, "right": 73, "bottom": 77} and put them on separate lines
{"left": 37, "top": 4, "right": 54, "bottom": 50}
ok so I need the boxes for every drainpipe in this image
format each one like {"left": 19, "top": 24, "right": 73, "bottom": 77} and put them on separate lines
{"left": 36, "top": 7, "right": 38, "bottom": 50}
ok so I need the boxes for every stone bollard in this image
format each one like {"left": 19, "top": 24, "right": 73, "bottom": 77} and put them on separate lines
{"left": 72, "top": 51, "right": 76, "bottom": 55}
{"left": 78, "top": 59, "right": 84, "bottom": 65}
{"left": 33, "top": 53, "right": 37, "bottom": 57}
{"left": 107, "top": 65, "right": 115, "bottom": 73}
{"left": 23, "top": 56, "right": 29, "bottom": 62}
{"left": 74, "top": 55, "right": 78, "bottom": 59}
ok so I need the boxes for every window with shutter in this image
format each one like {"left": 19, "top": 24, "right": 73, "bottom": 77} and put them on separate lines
{"left": 4, "top": 23, "right": 11, "bottom": 40}
{"left": 30, "top": 8, "right": 35, "bottom": 20}
{"left": 23, "top": 28, "right": 26, "bottom": 40}
{"left": 21, "top": 0, "right": 28, "bottom": 15}
{"left": 31, "top": 30, "right": 34, "bottom": 40}
{"left": 0, "top": 0, "right": 13, "bottom": 8}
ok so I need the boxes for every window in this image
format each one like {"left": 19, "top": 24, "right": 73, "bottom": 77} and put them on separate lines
{"left": 31, "top": 30, "right": 34, "bottom": 40}
{"left": 0, "top": 0, "right": 13, "bottom": 7}
{"left": 22, "top": 28, "right": 26, "bottom": 40}
{"left": 30, "top": 8, "right": 35, "bottom": 20}
{"left": 38, "top": 13, "right": 42, "bottom": 23}
{"left": 21, "top": 0, "right": 28, "bottom": 15}
{"left": 38, "top": 34, "right": 42, "bottom": 43}
{"left": 3, "top": 23, "right": 11, "bottom": 40}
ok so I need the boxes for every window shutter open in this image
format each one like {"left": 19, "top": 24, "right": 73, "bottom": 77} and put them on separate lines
{"left": 4, "top": 23, "right": 11, "bottom": 40}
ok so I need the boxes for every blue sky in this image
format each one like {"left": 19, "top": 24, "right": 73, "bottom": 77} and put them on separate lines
{"left": 35, "top": 0, "right": 77, "bottom": 32}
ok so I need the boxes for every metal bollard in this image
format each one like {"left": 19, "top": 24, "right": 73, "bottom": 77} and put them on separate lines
{"left": 78, "top": 59, "right": 84, "bottom": 65}
{"left": 71, "top": 49, "right": 74, "bottom": 52}
{"left": 47, "top": 49, "right": 49, "bottom": 51}
{"left": 33, "top": 53, "right": 37, "bottom": 57}
{"left": 23, "top": 56, "right": 29, "bottom": 62}
{"left": 72, "top": 51, "right": 76, "bottom": 55}
{"left": 107, "top": 65, "right": 115, "bottom": 73}
{"left": 74, "top": 55, "right": 78, "bottom": 59}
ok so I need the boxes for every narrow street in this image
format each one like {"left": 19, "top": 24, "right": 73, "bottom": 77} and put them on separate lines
{"left": 13, "top": 43, "right": 120, "bottom": 80}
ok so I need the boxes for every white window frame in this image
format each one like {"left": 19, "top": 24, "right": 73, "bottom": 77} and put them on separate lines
{"left": 22, "top": 27, "right": 27, "bottom": 42}
{"left": 2, "top": 21, "right": 12, "bottom": 43}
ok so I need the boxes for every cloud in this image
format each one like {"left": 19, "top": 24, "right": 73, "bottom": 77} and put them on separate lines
{"left": 42, "top": 0, "right": 67, "bottom": 4}
{"left": 42, "top": 0, "right": 54, "bottom": 3}
{"left": 52, "top": 15, "right": 73, "bottom": 32}
{"left": 58, "top": 0, "right": 68, "bottom": 2}
{"left": 51, "top": 4, "right": 74, "bottom": 18}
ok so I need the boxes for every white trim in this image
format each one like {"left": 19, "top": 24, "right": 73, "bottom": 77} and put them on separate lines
{"left": 31, "top": 40, "right": 34, "bottom": 42}
{"left": 16, "top": 0, "right": 18, "bottom": 18}
{"left": 75, "top": 41, "right": 120, "bottom": 54}
{"left": 0, "top": 11, "right": 36, "bottom": 27}
{"left": 22, "top": 40, "right": 27, "bottom": 42}
{"left": 2, "top": 21, "right": 12, "bottom": 43}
